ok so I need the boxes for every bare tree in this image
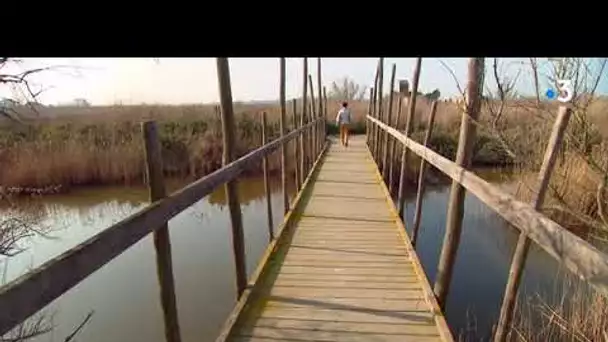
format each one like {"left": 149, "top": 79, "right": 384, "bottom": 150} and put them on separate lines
{"left": 328, "top": 77, "right": 368, "bottom": 101}
{"left": 1, "top": 57, "right": 95, "bottom": 342}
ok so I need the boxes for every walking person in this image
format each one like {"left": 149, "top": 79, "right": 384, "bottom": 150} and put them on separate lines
{"left": 336, "top": 101, "right": 351, "bottom": 147}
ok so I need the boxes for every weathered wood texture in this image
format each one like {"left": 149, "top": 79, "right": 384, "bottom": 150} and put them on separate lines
{"left": 374, "top": 59, "right": 383, "bottom": 164}
{"left": 301, "top": 58, "right": 308, "bottom": 183}
{"left": 260, "top": 112, "right": 274, "bottom": 242}
{"left": 493, "top": 105, "right": 573, "bottom": 342}
{"left": 411, "top": 101, "right": 438, "bottom": 247}
{"left": 0, "top": 118, "right": 319, "bottom": 336}
{"left": 143, "top": 121, "right": 182, "bottom": 342}
{"left": 368, "top": 115, "right": 608, "bottom": 299}
{"left": 388, "top": 93, "right": 404, "bottom": 194}
{"left": 280, "top": 58, "right": 289, "bottom": 215}
{"left": 434, "top": 58, "right": 484, "bottom": 309}
{"left": 225, "top": 136, "right": 453, "bottom": 342}
{"left": 382, "top": 63, "right": 397, "bottom": 182}
{"left": 292, "top": 99, "right": 300, "bottom": 192}
{"left": 218, "top": 57, "right": 248, "bottom": 297}
{"left": 308, "top": 74, "right": 317, "bottom": 161}
{"left": 397, "top": 57, "right": 421, "bottom": 218}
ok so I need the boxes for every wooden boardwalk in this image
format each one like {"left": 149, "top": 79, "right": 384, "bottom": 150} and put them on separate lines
{"left": 223, "top": 136, "right": 453, "bottom": 341}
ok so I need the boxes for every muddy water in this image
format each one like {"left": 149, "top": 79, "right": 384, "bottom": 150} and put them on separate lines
{"left": 0, "top": 171, "right": 571, "bottom": 341}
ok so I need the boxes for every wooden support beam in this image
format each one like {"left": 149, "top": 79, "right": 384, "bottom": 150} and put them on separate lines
{"left": 389, "top": 94, "right": 404, "bottom": 194}
{"left": 397, "top": 57, "right": 422, "bottom": 218}
{"left": 433, "top": 58, "right": 484, "bottom": 310}
{"left": 375, "top": 58, "right": 384, "bottom": 167}
{"left": 280, "top": 58, "right": 288, "bottom": 215}
{"left": 142, "top": 121, "right": 182, "bottom": 342}
{"left": 217, "top": 57, "right": 247, "bottom": 297}
{"left": 382, "top": 63, "right": 396, "bottom": 182}
{"left": 493, "top": 105, "right": 573, "bottom": 342}
{"left": 293, "top": 99, "right": 300, "bottom": 192}
{"left": 308, "top": 74, "right": 317, "bottom": 161}
{"left": 260, "top": 112, "right": 274, "bottom": 242}
{"left": 366, "top": 87, "right": 374, "bottom": 146}
{"left": 323, "top": 86, "right": 327, "bottom": 141}
{"left": 301, "top": 58, "right": 308, "bottom": 180}
{"left": 317, "top": 58, "right": 323, "bottom": 153}
{"left": 411, "top": 101, "right": 438, "bottom": 247}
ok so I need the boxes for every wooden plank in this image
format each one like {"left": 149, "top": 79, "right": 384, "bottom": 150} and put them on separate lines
{"left": 235, "top": 327, "right": 441, "bottom": 342}
{"left": 254, "top": 306, "right": 435, "bottom": 324}
{"left": 261, "top": 297, "right": 430, "bottom": 311}
{"left": 272, "top": 279, "right": 421, "bottom": 290}
{"left": 370, "top": 114, "right": 608, "bottom": 298}
{"left": 274, "top": 273, "right": 419, "bottom": 283}
{"left": 276, "top": 265, "right": 415, "bottom": 276}
{"left": 242, "top": 317, "right": 440, "bottom": 335}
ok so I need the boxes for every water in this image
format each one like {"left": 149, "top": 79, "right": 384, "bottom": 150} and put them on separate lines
{"left": 1, "top": 177, "right": 296, "bottom": 342}
{"left": 399, "top": 173, "right": 562, "bottom": 340}
{"left": 0, "top": 171, "right": 570, "bottom": 341}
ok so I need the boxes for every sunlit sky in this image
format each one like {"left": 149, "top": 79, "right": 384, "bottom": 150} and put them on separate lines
{"left": 1, "top": 58, "right": 607, "bottom": 106}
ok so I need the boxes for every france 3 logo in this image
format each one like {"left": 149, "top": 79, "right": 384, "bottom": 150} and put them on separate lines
{"left": 545, "top": 80, "right": 573, "bottom": 103}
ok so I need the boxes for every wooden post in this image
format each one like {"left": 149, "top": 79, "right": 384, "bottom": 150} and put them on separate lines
{"left": 142, "top": 121, "right": 182, "bottom": 342}
{"left": 260, "top": 112, "right": 274, "bottom": 241}
{"left": 292, "top": 99, "right": 301, "bottom": 192}
{"left": 388, "top": 94, "right": 404, "bottom": 194}
{"left": 433, "top": 58, "right": 484, "bottom": 310}
{"left": 216, "top": 57, "right": 247, "bottom": 297}
{"left": 366, "top": 87, "right": 374, "bottom": 146}
{"left": 374, "top": 58, "right": 384, "bottom": 166}
{"left": 323, "top": 86, "right": 328, "bottom": 142}
{"left": 308, "top": 74, "right": 317, "bottom": 161}
{"left": 382, "top": 64, "right": 397, "bottom": 182}
{"left": 301, "top": 58, "right": 308, "bottom": 180}
{"left": 370, "top": 67, "right": 379, "bottom": 157}
{"left": 493, "top": 105, "right": 572, "bottom": 342}
{"left": 411, "top": 101, "right": 438, "bottom": 247}
{"left": 308, "top": 98, "right": 315, "bottom": 166}
{"left": 280, "top": 58, "right": 288, "bottom": 215}
{"left": 397, "top": 57, "right": 422, "bottom": 218}
{"left": 317, "top": 58, "right": 323, "bottom": 153}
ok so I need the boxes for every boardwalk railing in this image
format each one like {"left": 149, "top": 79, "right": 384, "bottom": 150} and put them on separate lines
{"left": 366, "top": 58, "right": 608, "bottom": 342}
{"left": 0, "top": 58, "right": 329, "bottom": 342}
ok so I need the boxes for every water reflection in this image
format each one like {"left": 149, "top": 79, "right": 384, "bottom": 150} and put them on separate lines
{"left": 0, "top": 176, "right": 296, "bottom": 342}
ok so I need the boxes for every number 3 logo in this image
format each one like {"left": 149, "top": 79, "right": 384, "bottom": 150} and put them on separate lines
{"left": 556, "top": 79, "right": 573, "bottom": 103}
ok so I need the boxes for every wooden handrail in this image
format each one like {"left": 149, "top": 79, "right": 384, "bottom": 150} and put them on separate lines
{"left": 368, "top": 115, "right": 608, "bottom": 297}
{"left": 0, "top": 118, "right": 321, "bottom": 336}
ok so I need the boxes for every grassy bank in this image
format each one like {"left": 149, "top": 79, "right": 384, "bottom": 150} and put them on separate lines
{"left": 2, "top": 97, "right": 607, "bottom": 237}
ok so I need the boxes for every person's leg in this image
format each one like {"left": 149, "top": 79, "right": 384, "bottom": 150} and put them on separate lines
{"left": 344, "top": 124, "right": 350, "bottom": 147}
{"left": 339, "top": 124, "right": 345, "bottom": 146}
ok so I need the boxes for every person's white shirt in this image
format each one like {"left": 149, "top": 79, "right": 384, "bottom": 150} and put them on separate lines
{"left": 335, "top": 107, "right": 351, "bottom": 124}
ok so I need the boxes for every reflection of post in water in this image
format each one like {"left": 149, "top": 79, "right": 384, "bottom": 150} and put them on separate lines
{"left": 207, "top": 176, "right": 283, "bottom": 207}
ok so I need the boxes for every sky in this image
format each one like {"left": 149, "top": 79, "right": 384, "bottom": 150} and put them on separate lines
{"left": 1, "top": 58, "right": 607, "bottom": 106}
